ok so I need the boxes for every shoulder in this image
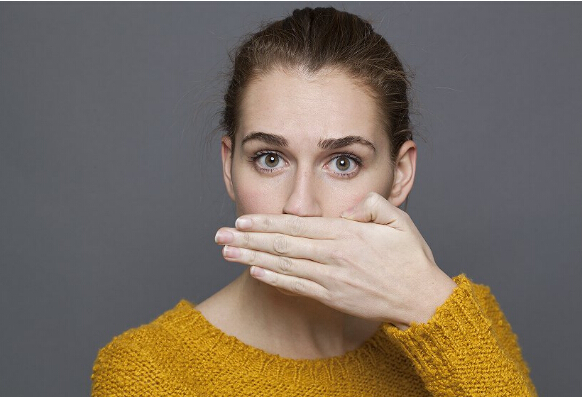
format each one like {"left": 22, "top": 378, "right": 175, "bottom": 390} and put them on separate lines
{"left": 98, "top": 299, "right": 199, "bottom": 353}
{"left": 91, "top": 300, "right": 202, "bottom": 396}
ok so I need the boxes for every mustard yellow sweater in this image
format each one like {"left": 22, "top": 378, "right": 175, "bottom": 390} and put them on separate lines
{"left": 91, "top": 275, "right": 537, "bottom": 396}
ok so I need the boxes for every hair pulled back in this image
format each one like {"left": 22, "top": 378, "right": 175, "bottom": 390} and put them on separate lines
{"left": 220, "top": 6, "right": 413, "bottom": 167}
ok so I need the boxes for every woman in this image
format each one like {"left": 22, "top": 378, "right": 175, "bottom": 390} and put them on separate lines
{"left": 91, "top": 7, "right": 536, "bottom": 396}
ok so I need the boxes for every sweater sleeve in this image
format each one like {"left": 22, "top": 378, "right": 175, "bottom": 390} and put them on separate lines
{"left": 383, "top": 274, "right": 537, "bottom": 396}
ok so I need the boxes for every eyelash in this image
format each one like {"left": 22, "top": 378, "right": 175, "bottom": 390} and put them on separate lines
{"left": 248, "top": 150, "right": 363, "bottom": 178}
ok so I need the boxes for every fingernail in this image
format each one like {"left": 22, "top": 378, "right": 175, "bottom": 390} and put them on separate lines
{"left": 236, "top": 217, "right": 252, "bottom": 230}
{"left": 250, "top": 266, "right": 265, "bottom": 278}
{"left": 223, "top": 245, "right": 240, "bottom": 258}
{"left": 215, "top": 230, "right": 234, "bottom": 244}
{"left": 341, "top": 207, "right": 355, "bottom": 218}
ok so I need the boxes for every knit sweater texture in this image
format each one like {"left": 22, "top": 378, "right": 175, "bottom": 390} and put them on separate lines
{"left": 91, "top": 274, "right": 537, "bottom": 396}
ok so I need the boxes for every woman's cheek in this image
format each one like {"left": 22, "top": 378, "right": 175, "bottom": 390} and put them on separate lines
{"left": 325, "top": 174, "right": 393, "bottom": 216}
{"left": 320, "top": 179, "right": 378, "bottom": 218}
{"left": 233, "top": 183, "right": 286, "bottom": 216}
{"left": 324, "top": 193, "right": 368, "bottom": 218}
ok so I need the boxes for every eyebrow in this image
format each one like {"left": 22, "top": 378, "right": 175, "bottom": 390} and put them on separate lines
{"left": 318, "top": 135, "right": 376, "bottom": 153}
{"left": 241, "top": 132, "right": 288, "bottom": 147}
{"left": 241, "top": 132, "right": 376, "bottom": 152}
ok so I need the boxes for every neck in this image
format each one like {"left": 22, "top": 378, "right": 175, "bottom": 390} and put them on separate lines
{"left": 220, "top": 269, "right": 381, "bottom": 359}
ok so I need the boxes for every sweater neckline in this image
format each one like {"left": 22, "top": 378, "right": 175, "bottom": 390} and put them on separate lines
{"left": 175, "top": 299, "right": 391, "bottom": 369}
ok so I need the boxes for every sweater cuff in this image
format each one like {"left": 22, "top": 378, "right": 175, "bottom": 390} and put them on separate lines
{"left": 382, "top": 274, "right": 495, "bottom": 390}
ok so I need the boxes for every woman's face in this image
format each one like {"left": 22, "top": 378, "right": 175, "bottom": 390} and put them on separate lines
{"left": 222, "top": 68, "right": 413, "bottom": 218}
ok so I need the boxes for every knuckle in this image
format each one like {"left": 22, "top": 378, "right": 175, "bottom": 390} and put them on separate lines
{"left": 242, "top": 232, "right": 251, "bottom": 248}
{"left": 319, "top": 265, "right": 334, "bottom": 281}
{"left": 269, "top": 273, "right": 279, "bottom": 287}
{"left": 292, "top": 280, "right": 305, "bottom": 294}
{"left": 262, "top": 217, "right": 273, "bottom": 230}
{"left": 247, "top": 249, "right": 258, "bottom": 265}
{"left": 278, "top": 257, "right": 292, "bottom": 273}
{"left": 329, "top": 246, "right": 347, "bottom": 264}
{"left": 320, "top": 288, "right": 333, "bottom": 305}
{"left": 364, "top": 192, "right": 382, "bottom": 208}
{"left": 355, "top": 228, "right": 368, "bottom": 242}
{"left": 273, "top": 234, "right": 288, "bottom": 254}
{"left": 285, "top": 216, "right": 304, "bottom": 236}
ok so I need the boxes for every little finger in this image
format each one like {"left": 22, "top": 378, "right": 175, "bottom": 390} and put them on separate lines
{"left": 250, "top": 266, "right": 329, "bottom": 302}
{"left": 222, "top": 246, "right": 324, "bottom": 281}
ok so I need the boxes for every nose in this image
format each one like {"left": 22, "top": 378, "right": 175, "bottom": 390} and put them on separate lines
{"left": 282, "top": 169, "right": 322, "bottom": 217}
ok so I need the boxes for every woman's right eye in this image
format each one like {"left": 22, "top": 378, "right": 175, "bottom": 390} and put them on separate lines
{"left": 253, "top": 152, "right": 285, "bottom": 172}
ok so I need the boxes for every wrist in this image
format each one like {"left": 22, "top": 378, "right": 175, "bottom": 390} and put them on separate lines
{"left": 400, "top": 269, "right": 457, "bottom": 330}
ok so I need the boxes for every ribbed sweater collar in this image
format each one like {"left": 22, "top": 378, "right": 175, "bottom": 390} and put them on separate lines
{"left": 153, "top": 299, "right": 398, "bottom": 383}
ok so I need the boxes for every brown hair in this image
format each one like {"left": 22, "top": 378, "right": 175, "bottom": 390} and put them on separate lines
{"left": 219, "top": 7, "right": 413, "bottom": 209}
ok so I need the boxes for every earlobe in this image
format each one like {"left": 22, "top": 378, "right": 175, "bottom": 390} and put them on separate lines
{"left": 221, "top": 136, "right": 236, "bottom": 202}
{"left": 389, "top": 140, "right": 417, "bottom": 207}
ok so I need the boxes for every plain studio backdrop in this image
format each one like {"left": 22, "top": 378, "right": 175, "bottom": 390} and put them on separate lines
{"left": 1, "top": 2, "right": 580, "bottom": 396}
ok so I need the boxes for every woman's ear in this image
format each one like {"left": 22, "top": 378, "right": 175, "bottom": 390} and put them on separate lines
{"left": 221, "top": 136, "right": 236, "bottom": 201}
{"left": 388, "top": 140, "right": 417, "bottom": 207}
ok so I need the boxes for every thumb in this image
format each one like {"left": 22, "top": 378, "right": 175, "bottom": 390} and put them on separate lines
{"left": 341, "top": 192, "right": 405, "bottom": 226}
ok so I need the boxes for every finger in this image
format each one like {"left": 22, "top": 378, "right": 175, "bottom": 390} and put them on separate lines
{"left": 221, "top": 245, "right": 325, "bottom": 282}
{"left": 340, "top": 192, "right": 408, "bottom": 227}
{"left": 249, "top": 266, "right": 329, "bottom": 301}
{"left": 216, "top": 228, "right": 331, "bottom": 263}
{"left": 234, "top": 214, "right": 344, "bottom": 239}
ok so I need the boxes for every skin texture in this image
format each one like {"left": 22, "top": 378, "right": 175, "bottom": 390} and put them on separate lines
{"left": 200, "top": 67, "right": 456, "bottom": 359}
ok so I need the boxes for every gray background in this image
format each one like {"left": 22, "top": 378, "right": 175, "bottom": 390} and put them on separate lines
{"left": 1, "top": 2, "right": 580, "bottom": 396}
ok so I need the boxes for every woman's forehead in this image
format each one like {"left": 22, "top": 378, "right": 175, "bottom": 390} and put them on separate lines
{"left": 238, "top": 68, "right": 386, "bottom": 145}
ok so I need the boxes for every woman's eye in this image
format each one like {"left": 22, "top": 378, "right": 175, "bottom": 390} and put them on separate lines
{"left": 328, "top": 155, "right": 359, "bottom": 175}
{"left": 255, "top": 152, "right": 284, "bottom": 171}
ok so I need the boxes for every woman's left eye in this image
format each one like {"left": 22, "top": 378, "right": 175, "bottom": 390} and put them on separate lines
{"left": 327, "top": 155, "right": 360, "bottom": 176}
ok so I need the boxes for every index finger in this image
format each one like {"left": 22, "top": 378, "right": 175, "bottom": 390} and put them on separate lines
{"left": 235, "top": 214, "right": 346, "bottom": 239}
